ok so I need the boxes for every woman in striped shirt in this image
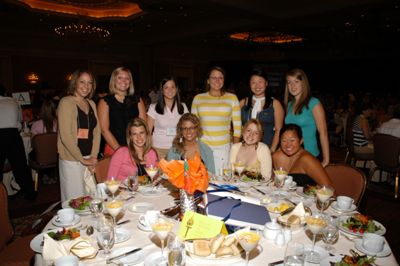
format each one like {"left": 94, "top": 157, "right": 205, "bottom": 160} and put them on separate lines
{"left": 352, "top": 102, "right": 374, "bottom": 155}
{"left": 191, "top": 66, "right": 241, "bottom": 173}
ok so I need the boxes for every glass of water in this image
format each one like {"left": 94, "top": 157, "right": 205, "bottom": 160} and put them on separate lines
{"left": 89, "top": 192, "right": 103, "bottom": 218}
{"left": 167, "top": 236, "right": 185, "bottom": 266}
{"left": 97, "top": 216, "right": 115, "bottom": 258}
{"left": 322, "top": 215, "right": 339, "bottom": 252}
{"left": 284, "top": 241, "right": 304, "bottom": 266}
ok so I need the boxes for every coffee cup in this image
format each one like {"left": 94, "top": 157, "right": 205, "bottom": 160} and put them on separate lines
{"left": 139, "top": 210, "right": 159, "bottom": 228}
{"left": 336, "top": 196, "right": 354, "bottom": 210}
{"left": 55, "top": 255, "right": 79, "bottom": 266}
{"left": 57, "top": 208, "right": 75, "bottom": 224}
{"left": 284, "top": 176, "right": 294, "bottom": 187}
{"left": 362, "top": 233, "right": 385, "bottom": 253}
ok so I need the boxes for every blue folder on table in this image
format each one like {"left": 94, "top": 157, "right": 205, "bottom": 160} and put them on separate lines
{"left": 205, "top": 192, "right": 271, "bottom": 230}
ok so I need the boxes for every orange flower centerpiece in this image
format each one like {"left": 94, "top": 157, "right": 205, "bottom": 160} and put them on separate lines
{"left": 159, "top": 155, "right": 209, "bottom": 215}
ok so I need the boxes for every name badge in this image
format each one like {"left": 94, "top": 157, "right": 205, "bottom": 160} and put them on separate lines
{"left": 77, "top": 128, "right": 89, "bottom": 139}
{"left": 166, "top": 127, "right": 176, "bottom": 136}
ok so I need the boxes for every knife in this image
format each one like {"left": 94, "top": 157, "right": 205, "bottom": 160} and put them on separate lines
{"left": 250, "top": 186, "right": 266, "bottom": 195}
{"left": 106, "top": 247, "right": 142, "bottom": 264}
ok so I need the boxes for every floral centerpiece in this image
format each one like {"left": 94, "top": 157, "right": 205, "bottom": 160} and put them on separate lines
{"left": 159, "top": 155, "right": 209, "bottom": 214}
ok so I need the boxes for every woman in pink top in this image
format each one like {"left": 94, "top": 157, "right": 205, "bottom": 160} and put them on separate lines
{"left": 107, "top": 118, "right": 158, "bottom": 182}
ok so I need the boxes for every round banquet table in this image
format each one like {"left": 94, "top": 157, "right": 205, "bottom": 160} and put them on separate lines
{"left": 34, "top": 182, "right": 399, "bottom": 266}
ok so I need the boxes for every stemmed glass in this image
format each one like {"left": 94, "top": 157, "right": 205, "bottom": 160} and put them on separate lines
{"left": 316, "top": 185, "right": 334, "bottom": 214}
{"left": 89, "top": 191, "right": 103, "bottom": 218}
{"left": 105, "top": 199, "right": 124, "bottom": 225}
{"left": 97, "top": 216, "right": 115, "bottom": 258}
{"left": 305, "top": 214, "right": 327, "bottom": 264}
{"left": 127, "top": 174, "right": 139, "bottom": 191}
{"left": 237, "top": 230, "right": 261, "bottom": 266}
{"left": 145, "top": 164, "right": 159, "bottom": 181}
{"left": 105, "top": 177, "right": 121, "bottom": 199}
{"left": 234, "top": 161, "right": 245, "bottom": 178}
{"left": 150, "top": 216, "right": 174, "bottom": 266}
{"left": 284, "top": 241, "right": 305, "bottom": 266}
{"left": 222, "top": 163, "right": 232, "bottom": 182}
{"left": 273, "top": 167, "right": 287, "bottom": 188}
{"left": 322, "top": 215, "right": 339, "bottom": 253}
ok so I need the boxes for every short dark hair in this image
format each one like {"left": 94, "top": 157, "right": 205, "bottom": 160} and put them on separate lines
{"left": 279, "top": 123, "right": 303, "bottom": 139}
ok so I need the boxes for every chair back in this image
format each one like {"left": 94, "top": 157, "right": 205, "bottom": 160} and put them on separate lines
{"left": 325, "top": 163, "right": 367, "bottom": 206}
{"left": 94, "top": 157, "right": 111, "bottom": 183}
{"left": 31, "top": 133, "right": 58, "bottom": 166}
{"left": 372, "top": 134, "right": 400, "bottom": 172}
{"left": 0, "top": 184, "right": 13, "bottom": 251}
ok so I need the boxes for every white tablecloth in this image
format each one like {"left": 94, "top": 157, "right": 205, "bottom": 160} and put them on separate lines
{"left": 35, "top": 184, "right": 399, "bottom": 266}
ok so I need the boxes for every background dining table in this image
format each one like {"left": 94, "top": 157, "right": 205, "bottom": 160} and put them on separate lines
{"left": 34, "top": 181, "right": 399, "bottom": 266}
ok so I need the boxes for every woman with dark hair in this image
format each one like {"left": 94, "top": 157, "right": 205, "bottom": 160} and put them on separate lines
{"left": 167, "top": 113, "right": 215, "bottom": 174}
{"left": 31, "top": 99, "right": 57, "bottom": 136}
{"left": 284, "top": 68, "right": 330, "bottom": 167}
{"left": 191, "top": 66, "right": 241, "bottom": 172}
{"left": 240, "top": 68, "right": 284, "bottom": 151}
{"left": 229, "top": 119, "right": 272, "bottom": 180}
{"left": 352, "top": 102, "right": 374, "bottom": 156}
{"left": 97, "top": 67, "right": 146, "bottom": 156}
{"left": 107, "top": 118, "right": 158, "bottom": 181}
{"left": 57, "top": 69, "right": 100, "bottom": 201}
{"left": 272, "top": 124, "right": 333, "bottom": 187}
{"left": 147, "top": 76, "right": 188, "bottom": 159}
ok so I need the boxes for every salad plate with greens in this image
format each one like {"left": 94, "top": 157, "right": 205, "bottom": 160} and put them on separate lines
{"left": 339, "top": 213, "right": 386, "bottom": 236}
{"left": 62, "top": 195, "right": 93, "bottom": 214}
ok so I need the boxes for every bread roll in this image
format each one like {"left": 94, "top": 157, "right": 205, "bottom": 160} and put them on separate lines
{"left": 193, "top": 240, "right": 211, "bottom": 257}
{"left": 222, "top": 236, "right": 236, "bottom": 247}
{"left": 287, "top": 214, "right": 301, "bottom": 225}
{"left": 210, "top": 234, "right": 224, "bottom": 253}
{"left": 216, "top": 246, "right": 234, "bottom": 257}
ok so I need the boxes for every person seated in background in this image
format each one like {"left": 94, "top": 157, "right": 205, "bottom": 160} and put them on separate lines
{"left": 272, "top": 124, "right": 333, "bottom": 187}
{"left": 352, "top": 102, "right": 374, "bottom": 156}
{"left": 31, "top": 98, "right": 57, "bottom": 136}
{"left": 229, "top": 119, "right": 272, "bottom": 180}
{"left": 107, "top": 118, "right": 158, "bottom": 182}
{"left": 167, "top": 113, "right": 215, "bottom": 174}
{"left": 377, "top": 104, "right": 400, "bottom": 139}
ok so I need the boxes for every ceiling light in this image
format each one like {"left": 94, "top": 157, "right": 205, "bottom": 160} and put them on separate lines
{"left": 230, "top": 32, "right": 303, "bottom": 44}
{"left": 54, "top": 22, "right": 110, "bottom": 38}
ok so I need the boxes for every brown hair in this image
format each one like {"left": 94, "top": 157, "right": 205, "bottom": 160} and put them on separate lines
{"left": 126, "top": 118, "right": 153, "bottom": 164}
{"left": 172, "top": 113, "right": 202, "bottom": 155}
{"left": 205, "top": 66, "right": 226, "bottom": 95}
{"left": 241, "top": 119, "right": 263, "bottom": 143}
{"left": 284, "top": 68, "right": 312, "bottom": 114}
{"left": 67, "top": 69, "right": 96, "bottom": 99}
{"left": 39, "top": 99, "right": 57, "bottom": 133}
{"left": 109, "top": 67, "right": 134, "bottom": 95}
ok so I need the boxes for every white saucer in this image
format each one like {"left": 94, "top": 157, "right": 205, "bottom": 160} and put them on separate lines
{"left": 52, "top": 214, "right": 81, "bottom": 227}
{"left": 144, "top": 251, "right": 167, "bottom": 266}
{"left": 304, "top": 244, "right": 329, "bottom": 263}
{"left": 354, "top": 239, "right": 392, "bottom": 257}
{"left": 139, "top": 187, "right": 169, "bottom": 197}
{"left": 115, "top": 228, "right": 132, "bottom": 244}
{"left": 111, "top": 246, "right": 145, "bottom": 266}
{"left": 331, "top": 201, "right": 357, "bottom": 213}
{"left": 137, "top": 221, "right": 152, "bottom": 232}
{"left": 129, "top": 202, "right": 155, "bottom": 213}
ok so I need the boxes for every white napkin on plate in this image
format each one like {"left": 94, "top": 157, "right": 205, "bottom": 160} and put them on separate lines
{"left": 279, "top": 202, "right": 307, "bottom": 224}
{"left": 42, "top": 234, "right": 98, "bottom": 265}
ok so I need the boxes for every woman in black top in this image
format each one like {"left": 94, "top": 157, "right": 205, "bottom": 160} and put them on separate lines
{"left": 97, "top": 67, "right": 146, "bottom": 156}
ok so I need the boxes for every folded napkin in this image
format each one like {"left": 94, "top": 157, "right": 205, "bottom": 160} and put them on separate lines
{"left": 279, "top": 202, "right": 306, "bottom": 224}
{"left": 43, "top": 234, "right": 98, "bottom": 265}
{"left": 83, "top": 167, "right": 97, "bottom": 195}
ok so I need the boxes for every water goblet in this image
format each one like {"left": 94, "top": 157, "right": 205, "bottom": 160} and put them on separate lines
{"left": 284, "top": 241, "right": 304, "bottom": 266}
{"left": 322, "top": 215, "right": 339, "bottom": 252}
{"left": 151, "top": 216, "right": 174, "bottom": 266}
{"left": 305, "top": 214, "right": 327, "bottom": 264}
{"left": 167, "top": 236, "right": 185, "bottom": 266}
{"left": 237, "top": 230, "right": 261, "bottom": 266}
{"left": 105, "top": 177, "right": 121, "bottom": 199}
{"left": 89, "top": 192, "right": 103, "bottom": 218}
{"left": 97, "top": 217, "right": 115, "bottom": 258}
{"left": 316, "top": 185, "right": 334, "bottom": 213}
{"left": 127, "top": 174, "right": 139, "bottom": 191}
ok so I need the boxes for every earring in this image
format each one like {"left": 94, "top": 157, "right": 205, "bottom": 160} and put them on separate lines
{"left": 179, "top": 137, "right": 183, "bottom": 143}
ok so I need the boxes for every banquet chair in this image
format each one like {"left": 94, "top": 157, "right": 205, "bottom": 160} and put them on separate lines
{"left": 0, "top": 183, "right": 35, "bottom": 266}
{"left": 94, "top": 156, "right": 111, "bottom": 183}
{"left": 344, "top": 115, "right": 374, "bottom": 167}
{"left": 28, "top": 132, "right": 58, "bottom": 191}
{"left": 325, "top": 163, "right": 367, "bottom": 206}
{"left": 369, "top": 134, "right": 400, "bottom": 198}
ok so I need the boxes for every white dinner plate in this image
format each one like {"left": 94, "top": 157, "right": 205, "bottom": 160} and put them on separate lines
{"left": 139, "top": 186, "right": 169, "bottom": 197}
{"left": 129, "top": 202, "right": 155, "bottom": 213}
{"left": 110, "top": 246, "right": 145, "bottom": 265}
{"left": 115, "top": 228, "right": 132, "bottom": 244}
{"left": 339, "top": 215, "right": 386, "bottom": 236}
{"left": 62, "top": 199, "right": 91, "bottom": 215}
{"left": 30, "top": 229, "right": 57, "bottom": 253}
{"left": 354, "top": 239, "right": 392, "bottom": 257}
{"left": 331, "top": 201, "right": 357, "bottom": 213}
{"left": 52, "top": 214, "right": 81, "bottom": 227}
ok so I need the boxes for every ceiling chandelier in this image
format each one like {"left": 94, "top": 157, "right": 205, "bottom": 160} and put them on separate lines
{"left": 230, "top": 32, "right": 304, "bottom": 44}
{"left": 54, "top": 22, "right": 110, "bottom": 38}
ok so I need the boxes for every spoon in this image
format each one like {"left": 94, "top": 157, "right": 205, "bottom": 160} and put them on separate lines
{"left": 86, "top": 225, "right": 94, "bottom": 236}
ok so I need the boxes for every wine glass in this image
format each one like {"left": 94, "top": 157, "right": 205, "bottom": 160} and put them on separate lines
{"left": 167, "top": 236, "right": 186, "bottom": 266}
{"left": 222, "top": 163, "right": 232, "bottom": 182}
{"left": 89, "top": 192, "right": 103, "bottom": 218}
{"left": 105, "top": 177, "right": 121, "bottom": 199}
{"left": 322, "top": 215, "right": 339, "bottom": 253}
{"left": 105, "top": 199, "right": 124, "bottom": 225}
{"left": 127, "top": 174, "right": 139, "bottom": 191}
{"left": 284, "top": 241, "right": 304, "bottom": 266}
{"left": 97, "top": 217, "right": 115, "bottom": 258}
{"left": 150, "top": 216, "right": 174, "bottom": 266}
{"left": 237, "top": 230, "right": 261, "bottom": 266}
{"left": 315, "top": 186, "right": 334, "bottom": 213}
{"left": 305, "top": 214, "right": 327, "bottom": 264}
{"left": 234, "top": 161, "right": 245, "bottom": 177}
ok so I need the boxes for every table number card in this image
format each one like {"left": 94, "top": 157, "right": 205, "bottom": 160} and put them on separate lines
{"left": 178, "top": 210, "right": 228, "bottom": 240}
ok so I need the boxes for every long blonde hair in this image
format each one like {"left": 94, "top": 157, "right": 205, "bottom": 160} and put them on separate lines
{"left": 126, "top": 118, "right": 153, "bottom": 164}
{"left": 172, "top": 113, "right": 202, "bottom": 155}
{"left": 109, "top": 67, "right": 135, "bottom": 95}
